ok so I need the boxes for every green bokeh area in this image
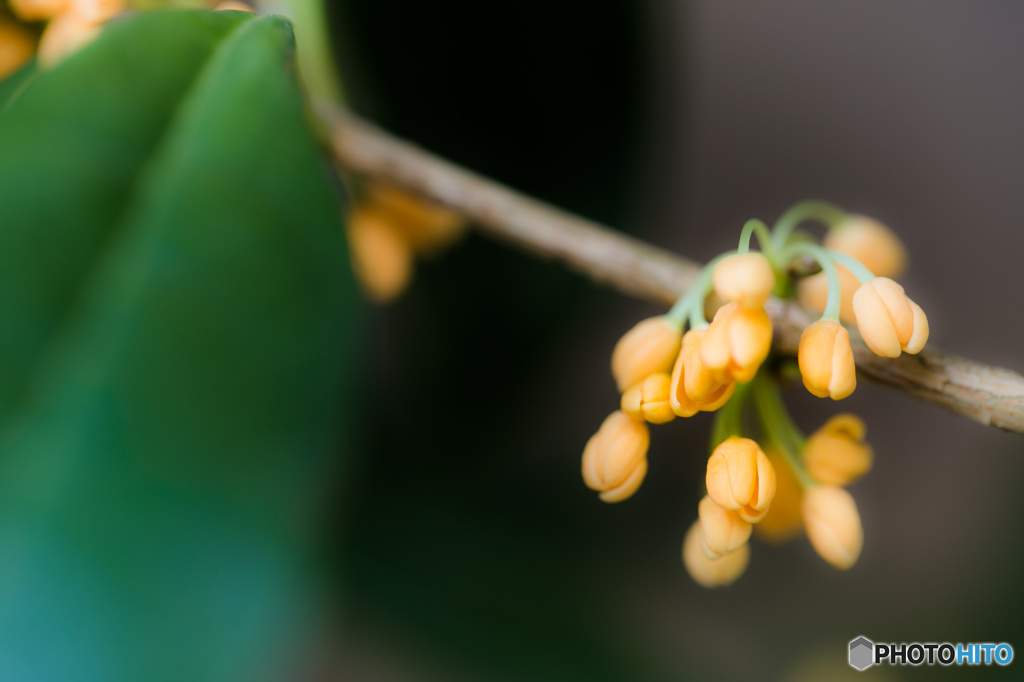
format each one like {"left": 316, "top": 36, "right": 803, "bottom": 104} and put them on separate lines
{"left": 0, "top": 10, "right": 357, "bottom": 682}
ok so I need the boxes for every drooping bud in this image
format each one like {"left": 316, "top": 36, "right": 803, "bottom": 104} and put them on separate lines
{"left": 621, "top": 372, "right": 675, "bottom": 424}
{"left": 681, "top": 329, "right": 728, "bottom": 403}
{"left": 369, "top": 183, "right": 465, "bottom": 256}
{"left": 803, "top": 414, "right": 873, "bottom": 486}
{"left": 852, "top": 277, "right": 928, "bottom": 357}
{"left": 346, "top": 206, "right": 413, "bottom": 303}
{"left": 610, "top": 316, "right": 682, "bottom": 392}
{"left": 802, "top": 485, "right": 863, "bottom": 569}
{"left": 682, "top": 521, "right": 749, "bottom": 588}
{"left": 699, "top": 302, "right": 773, "bottom": 383}
{"left": 706, "top": 437, "right": 777, "bottom": 522}
{"left": 824, "top": 214, "right": 907, "bottom": 279}
{"left": 798, "top": 320, "right": 857, "bottom": 400}
{"left": 713, "top": 253, "right": 775, "bottom": 309}
{"left": 698, "top": 496, "right": 752, "bottom": 558}
{"left": 581, "top": 411, "right": 650, "bottom": 503}
{"left": 668, "top": 330, "right": 736, "bottom": 418}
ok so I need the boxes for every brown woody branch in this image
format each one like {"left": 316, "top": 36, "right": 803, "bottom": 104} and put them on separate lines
{"left": 318, "top": 103, "right": 1024, "bottom": 436}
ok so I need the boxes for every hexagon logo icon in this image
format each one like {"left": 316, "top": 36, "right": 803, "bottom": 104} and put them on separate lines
{"left": 849, "top": 636, "right": 874, "bottom": 671}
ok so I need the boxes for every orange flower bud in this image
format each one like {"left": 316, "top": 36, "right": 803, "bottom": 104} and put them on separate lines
{"left": 803, "top": 414, "right": 873, "bottom": 486}
{"left": 712, "top": 253, "right": 775, "bottom": 309}
{"left": 581, "top": 411, "right": 649, "bottom": 503}
{"left": 824, "top": 214, "right": 907, "bottom": 278}
{"left": 346, "top": 206, "right": 413, "bottom": 303}
{"left": 797, "top": 265, "right": 859, "bottom": 324}
{"left": 682, "top": 329, "right": 715, "bottom": 401}
{"left": 682, "top": 521, "right": 749, "bottom": 588}
{"left": 754, "top": 450, "right": 804, "bottom": 543}
{"left": 698, "top": 495, "right": 751, "bottom": 558}
{"left": 9, "top": 0, "right": 68, "bottom": 21}
{"left": 706, "top": 437, "right": 777, "bottom": 522}
{"left": 667, "top": 330, "right": 736, "bottom": 417}
{"left": 802, "top": 485, "right": 863, "bottom": 569}
{"left": 680, "top": 329, "right": 723, "bottom": 402}
{"left": 610, "top": 316, "right": 682, "bottom": 392}
{"left": 37, "top": 12, "right": 99, "bottom": 68}
{"left": 0, "top": 18, "right": 35, "bottom": 81}
{"left": 621, "top": 372, "right": 675, "bottom": 424}
{"left": 369, "top": 183, "right": 465, "bottom": 256}
{"left": 700, "top": 302, "right": 773, "bottom": 383}
{"left": 798, "top": 320, "right": 856, "bottom": 400}
{"left": 739, "top": 499, "right": 769, "bottom": 523}
{"left": 852, "top": 277, "right": 928, "bottom": 358}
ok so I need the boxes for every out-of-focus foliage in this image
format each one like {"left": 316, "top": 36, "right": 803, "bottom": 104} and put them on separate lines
{"left": 0, "top": 58, "right": 35, "bottom": 110}
{"left": 0, "top": 9, "right": 357, "bottom": 682}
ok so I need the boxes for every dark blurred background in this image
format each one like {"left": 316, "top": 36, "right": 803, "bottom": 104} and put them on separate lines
{"left": 322, "top": 1, "right": 1024, "bottom": 679}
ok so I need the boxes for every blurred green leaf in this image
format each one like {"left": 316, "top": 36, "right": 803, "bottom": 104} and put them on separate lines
{"left": 0, "top": 59, "right": 36, "bottom": 112}
{"left": 0, "top": 9, "right": 357, "bottom": 682}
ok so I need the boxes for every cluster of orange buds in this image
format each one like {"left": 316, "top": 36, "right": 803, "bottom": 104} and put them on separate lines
{"left": 581, "top": 200, "right": 928, "bottom": 587}
{"left": 7, "top": 0, "right": 124, "bottom": 69}
{"left": 583, "top": 247, "right": 776, "bottom": 500}
{"left": 345, "top": 182, "right": 465, "bottom": 303}
{"left": 682, "top": 437, "right": 775, "bottom": 587}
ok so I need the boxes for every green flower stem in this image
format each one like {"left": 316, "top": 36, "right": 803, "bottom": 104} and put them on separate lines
{"left": 709, "top": 407, "right": 735, "bottom": 456}
{"left": 771, "top": 200, "right": 847, "bottom": 253}
{"left": 826, "top": 249, "right": 876, "bottom": 283}
{"left": 662, "top": 305, "right": 687, "bottom": 332}
{"left": 687, "top": 286, "right": 711, "bottom": 328}
{"left": 737, "top": 218, "right": 778, "bottom": 264}
{"left": 665, "top": 252, "right": 734, "bottom": 329}
{"left": 751, "top": 371, "right": 815, "bottom": 489}
{"left": 687, "top": 251, "right": 735, "bottom": 328}
{"left": 782, "top": 242, "right": 842, "bottom": 322}
{"left": 709, "top": 380, "right": 752, "bottom": 453}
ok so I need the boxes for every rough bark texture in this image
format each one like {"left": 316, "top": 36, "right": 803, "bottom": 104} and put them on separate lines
{"left": 320, "top": 104, "right": 1024, "bottom": 436}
